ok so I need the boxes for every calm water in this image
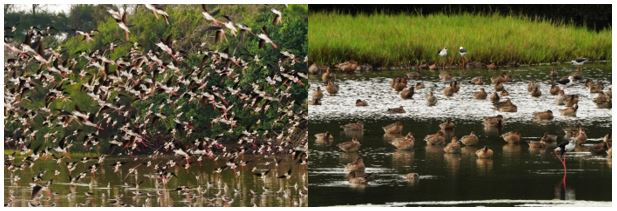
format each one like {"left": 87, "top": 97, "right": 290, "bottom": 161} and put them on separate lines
{"left": 308, "top": 64, "right": 612, "bottom": 206}
{"left": 4, "top": 155, "right": 307, "bottom": 207}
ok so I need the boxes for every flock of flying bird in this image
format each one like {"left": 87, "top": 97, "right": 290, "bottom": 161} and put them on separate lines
{"left": 4, "top": 4, "right": 308, "bottom": 207}
{"left": 309, "top": 49, "right": 611, "bottom": 186}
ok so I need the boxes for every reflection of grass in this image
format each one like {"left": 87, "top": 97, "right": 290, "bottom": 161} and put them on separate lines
{"left": 4, "top": 149, "right": 100, "bottom": 158}
{"left": 309, "top": 12, "right": 612, "bottom": 67}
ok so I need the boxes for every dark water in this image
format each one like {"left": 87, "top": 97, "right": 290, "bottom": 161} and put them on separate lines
{"left": 5, "top": 155, "right": 307, "bottom": 207}
{"left": 308, "top": 64, "right": 612, "bottom": 206}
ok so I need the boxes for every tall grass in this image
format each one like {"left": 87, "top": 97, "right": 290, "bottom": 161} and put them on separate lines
{"left": 309, "top": 12, "right": 612, "bottom": 67}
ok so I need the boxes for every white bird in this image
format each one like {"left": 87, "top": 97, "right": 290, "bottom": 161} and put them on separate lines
{"left": 257, "top": 27, "right": 278, "bottom": 49}
{"left": 571, "top": 57, "right": 588, "bottom": 66}
{"left": 271, "top": 8, "right": 282, "bottom": 25}
{"left": 438, "top": 48, "right": 448, "bottom": 57}
{"left": 458, "top": 46, "right": 467, "bottom": 57}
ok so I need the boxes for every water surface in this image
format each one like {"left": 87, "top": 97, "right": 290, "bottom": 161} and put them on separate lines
{"left": 308, "top": 65, "right": 612, "bottom": 206}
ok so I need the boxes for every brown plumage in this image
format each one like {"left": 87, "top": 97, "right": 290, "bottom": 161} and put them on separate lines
{"left": 483, "top": 115, "right": 503, "bottom": 129}
{"left": 355, "top": 99, "right": 368, "bottom": 107}
{"left": 383, "top": 121, "right": 404, "bottom": 135}
{"left": 460, "top": 131, "right": 479, "bottom": 146}
{"left": 337, "top": 138, "right": 361, "bottom": 152}
{"left": 564, "top": 95, "right": 579, "bottom": 107}
{"left": 345, "top": 158, "right": 365, "bottom": 173}
{"left": 390, "top": 132, "right": 415, "bottom": 150}
{"left": 489, "top": 92, "right": 500, "bottom": 103}
{"left": 387, "top": 106, "right": 405, "bottom": 114}
{"left": 475, "top": 146, "right": 494, "bottom": 159}
{"left": 326, "top": 80, "right": 338, "bottom": 95}
{"left": 560, "top": 104, "right": 578, "bottom": 117}
{"left": 469, "top": 76, "right": 484, "bottom": 85}
{"left": 314, "top": 132, "right": 333, "bottom": 144}
{"left": 530, "top": 86, "right": 541, "bottom": 97}
{"left": 443, "top": 85, "right": 455, "bottom": 97}
{"left": 533, "top": 110, "right": 554, "bottom": 121}
{"left": 501, "top": 131, "right": 521, "bottom": 144}
{"left": 321, "top": 67, "right": 333, "bottom": 82}
{"left": 425, "top": 131, "right": 446, "bottom": 146}
{"left": 444, "top": 136, "right": 462, "bottom": 154}
{"left": 400, "top": 87, "right": 414, "bottom": 99}
{"left": 312, "top": 86, "right": 323, "bottom": 101}
{"left": 336, "top": 60, "right": 359, "bottom": 73}
{"left": 494, "top": 82, "right": 505, "bottom": 92}
{"left": 474, "top": 88, "right": 487, "bottom": 99}
{"left": 426, "top": 91, "right": 437, "bottom": 106}
{"left": 550, "top": 84, "right": 561, "bottom": 95}
{"left": 495, "top": 99, "right": 517, "bottom": 112}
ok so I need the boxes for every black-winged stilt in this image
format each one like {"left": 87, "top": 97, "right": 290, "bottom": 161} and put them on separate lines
{"left": 571, "top": 57, "right": 588, "bottom": 71}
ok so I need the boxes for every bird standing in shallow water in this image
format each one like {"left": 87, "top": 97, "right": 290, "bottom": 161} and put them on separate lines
{"left": 571, "top": 57, "right": 588, "bottom": 71}
{"left": 458, "top": 46, "right": 467, "bottom": 68}
{"left": 438, "top": 48, "right": 448, "bottom": 69}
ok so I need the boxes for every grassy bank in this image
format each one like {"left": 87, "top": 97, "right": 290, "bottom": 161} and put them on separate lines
{"left": 309, "top": 12, "right": 612, "bottom": 67}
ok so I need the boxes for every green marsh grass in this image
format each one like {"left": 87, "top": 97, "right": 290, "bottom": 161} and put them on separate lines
{"left": 309, "top": 12, "right": 612, "bottom": 67}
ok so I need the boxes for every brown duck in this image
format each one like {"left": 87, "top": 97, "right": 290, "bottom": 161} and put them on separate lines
{"left": 550, "top": 84, "right": 561, "bottom": 95}
{"left": 443, "top": 85, "right": 455, "bottom": 97}
{"left": 475, "top": 146, "right": 494, "bottom": 159}
{"left": 474, "top": 88, "right": 487, "bottom": 99}
{"left": 345, "top": 158, "right": 365, "bottom": 173}
{"left": 494, "top": 82, "right": 505, "bottom": 92}
{"left": 387, "top": 106, "right": 406, "bottom": 114}
{"left": 560, "top": 104, "right": 578, "bottom": 117}
{"left": 326, "top": 80, "right": 338, "bottom": 95}
{"left": 321, "top": 67, "right": 333, "bottom": 82}
{"left": 532, "top": 110, "right": 554, "bottom": 121}
{"left": 341, "top": 122, "right": 364, "bottom": 132}
{"left": 460, "top": 131, "right": 479, "bottom": 146}
{"left": 500, "top": 89, "right": 509, "bottom": 96}
{"left": 528, "top": 140, "right": 546, "bottom": 149}
{"left": 564, "top": 95, "right": 579, "bottom": 107}
{"left": 489, "top": 92, "right": 500, "bottom": 103}
{"left": 314, "top": 132, "right": 334, "bottom": 144}
{"left": 356, "top": 99, "right": 368, "bottom": 107}
{"left": 338, "top": 138, "right": 361, "bottom": 152}
{"left": 530, "top": 86, "right": 541, "bottom": 97}
{"left": 495, "top": 99, "right": 517, "bottom": 112}
{"left": 400, "top": 87, "right": 414, "bottom": 99}
{"left": 426, "top": 91, "right": 437, "bottom": 106}
{"left": 483, "top": 115, "right": 503, "bottom": 129}
{"left": 501, "top": 131, "right": 521, "bottom": 144}
{"left": 336, "top": 60, "right": 359, "bottom": 73}
{"left": 574, "top": 128, "right": 587, "bottom": 145}
{"left": 469, "top": 76, "right": 484, "bottom": 85}
{"left": 383, "top": 121, "right": 404, "bottom": 135}
{"left": 390, "top": 132, "right": 415, "bottom": 150}
{"left": 425, "top": 131, "right": 446, "bottom": 146}
{"left": 540, "top": 132, "right": 558, "bottom": 144}
{"left": 444, "top": 136, "right": 462, "bottom": 154}
{"left": 414, "top": 82, "right": 425, "bottom": 90}
{"left": 313, "top": 86, "right": 323, "bottom": 101}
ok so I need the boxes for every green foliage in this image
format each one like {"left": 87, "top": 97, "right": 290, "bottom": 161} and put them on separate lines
{"left": 309, "top": 12, "right": 612, "bottom": 67}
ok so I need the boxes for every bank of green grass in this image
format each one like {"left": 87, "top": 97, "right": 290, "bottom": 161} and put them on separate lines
{"left": 309, "top": 12, "right": 612, "bottom": 67}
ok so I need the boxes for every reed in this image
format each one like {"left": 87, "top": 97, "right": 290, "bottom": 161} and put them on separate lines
{"left": 309, "top": 12, "right": 611, "bottom": 67}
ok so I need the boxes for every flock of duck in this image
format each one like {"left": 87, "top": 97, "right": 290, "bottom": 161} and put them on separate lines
{"left": 4, "top": 5, "right": 307, "bottom": 207}
{"left": 309, "top": 53, "right": 611, "bottom": 187}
